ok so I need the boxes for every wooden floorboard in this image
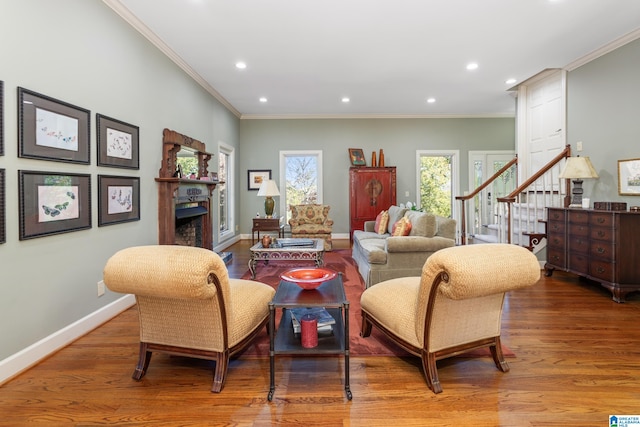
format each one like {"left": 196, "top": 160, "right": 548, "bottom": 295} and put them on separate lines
{"left": 2, "top": 239, "right": 640, "bottom": 426}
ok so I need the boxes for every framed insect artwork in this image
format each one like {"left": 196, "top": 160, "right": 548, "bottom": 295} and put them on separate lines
{"left": 96, "top": 114, "right": 139, "bottom": 169}
{"left": 18, "top": 87, "right": 90, "bottom": 164}
{"left": 18, "top": 170, "right": 91, "bottom": 240}
{"left": 98, "top": 175, "right": 140, "bottom": 226}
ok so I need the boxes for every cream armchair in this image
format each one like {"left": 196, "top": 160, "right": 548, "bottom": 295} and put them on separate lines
{"left": 288, "top": 204, "right": 333, "bottom": 250}
{"left": 360, "top": 243, "right": 540, "bottom": 394}
{"left": 103, "top": 245, "right": 275, "bottom": 393}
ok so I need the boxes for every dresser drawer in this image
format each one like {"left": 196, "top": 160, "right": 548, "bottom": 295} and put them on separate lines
{"left": 547, "top": 233, "right": 565, "bottom": 249}
{"left": 547, "top": 249, "right": 565, "bottom": 268}
{"left": 590, "top": 212, "right": 614, "bottom": 227}
{"left": 547, "top": 209, "right": 566, "bottom": 222}
{"left": 569, "top": 253, "right": 588, "bottom": 273}
{"left": 568, "top": 235, "right": 589, "bottom": 253}
{"left": 568, "top": 222, "right": 589, "bottom": 237}
{"left": 568, "top": 210, "right": 589, "bottom": 224}
{"left": 590, "top": 241, "right": 615, "bottom": 261}
{"left": 590, "top": 226, "right": 613, "bottom": 242}
{"left": 547, "top": 221, "right": 565, "bottom": 235}
{"left": 589, "top": 260, "right": 615, "bottom": 283}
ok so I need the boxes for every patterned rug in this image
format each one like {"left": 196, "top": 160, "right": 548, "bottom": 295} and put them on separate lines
{"left": 239, "top": 249, "right": 514, "bottom": 358}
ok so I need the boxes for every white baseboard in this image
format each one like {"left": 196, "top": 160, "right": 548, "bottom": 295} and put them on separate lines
{"left": 0, "top": 294, "right": 135, "bottom": 385}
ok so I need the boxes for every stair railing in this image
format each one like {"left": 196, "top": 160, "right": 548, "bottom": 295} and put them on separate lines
{"left": 496, "top": 145, "right": 572, "bottom": 245}
{"left": 455, "top": 157, "right": 518, "bottom": 245}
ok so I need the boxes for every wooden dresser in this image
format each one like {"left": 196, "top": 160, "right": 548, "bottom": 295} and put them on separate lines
{"left": 545, "top": 207, "right": 640, "bottom": 302}
{"left": 349, "top": 167, "right": 396, "bottom": 239}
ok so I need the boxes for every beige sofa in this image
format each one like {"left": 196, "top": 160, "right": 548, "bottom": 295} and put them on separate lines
{"left": 352, "top": 205, "right": 456, "bottom": 288}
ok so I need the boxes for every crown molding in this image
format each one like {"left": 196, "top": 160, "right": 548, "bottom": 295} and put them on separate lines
{"left": 240, "top": 113, "right": 515, "bottom": 120}
{"left": 565, "top": 28, "right": 640, "bottom": 71}
{"left": 102, "top": 0, "right": 241, "bottom": 118}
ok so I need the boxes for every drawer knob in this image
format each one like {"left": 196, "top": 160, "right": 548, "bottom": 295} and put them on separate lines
{"left": 597, "top": 267, "right": 605, "bottom": 273}
{"left": 597, "top": 218, "right": 605, "bottom": 223}
{"left": 597, "top": 231, "right": 605, "bottom": 237}
{"left": 597, "top": 247, "right": 605, "bottom": 253}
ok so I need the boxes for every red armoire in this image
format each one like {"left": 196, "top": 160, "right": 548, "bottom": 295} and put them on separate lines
{"left": 349, "top": 167, "right": 397, "bottom": 238}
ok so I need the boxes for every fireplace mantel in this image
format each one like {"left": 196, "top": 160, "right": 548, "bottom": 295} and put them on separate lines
{"left": 156, "top": 128, "right": 218, "bottom": 250}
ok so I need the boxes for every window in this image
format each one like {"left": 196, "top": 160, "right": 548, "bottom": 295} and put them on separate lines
{"left": 218, "top": 143, "right": 234, "bottom": 241}
{"left": 416, "top": 150, "right": 459, "bottom": 222}
{"left": 279, "top": 150, "right": 323, "bottom": 221}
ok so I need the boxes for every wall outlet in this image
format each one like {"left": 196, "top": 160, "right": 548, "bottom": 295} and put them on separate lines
{"left": 235, "top": 225, "right": 239, "bottom": 231}
{"left": 576, "top": 141, "right": 583, "bottom": 151}
{"left": 97, "top": 280, "right": 106, "bottom": 297}
{"left": 405, "top": 191, "right": 410, "bottom": 197}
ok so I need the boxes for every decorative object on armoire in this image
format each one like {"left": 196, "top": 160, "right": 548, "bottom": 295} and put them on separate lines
{"left": 371, "top": 151, "right": 377, "bottom": 167}
{"left": 617, "top": 158, "right": 640, "bottom": 196}
{"left": 559, "top": 156, "right": 599, "bottom": 207}
{"left": 348, "top": 148, "right": 366, "bottom": 166}
{"left": 379, "top": 149, "right": 385, "bottom": 167}
{"left": 349, "top": 167, "right": 396, "bottom": 239}
{"left": 257, "top": 179, "right": 280, "bottom": 218}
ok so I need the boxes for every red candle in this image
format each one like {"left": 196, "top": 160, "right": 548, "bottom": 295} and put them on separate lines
{"left": 300, "top": 314, "right": 318, "bottom": 348}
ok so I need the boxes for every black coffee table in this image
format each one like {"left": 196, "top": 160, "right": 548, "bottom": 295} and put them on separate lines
{"left": 267, "top": 273, "right": 351, "bottom": 401}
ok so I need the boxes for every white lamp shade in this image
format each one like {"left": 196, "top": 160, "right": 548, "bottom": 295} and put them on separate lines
{"left": 257, "top": 179, "right": 280, "bottom": 197}
{"left": 559, "top": 156, "right": 599, "bottom": 179}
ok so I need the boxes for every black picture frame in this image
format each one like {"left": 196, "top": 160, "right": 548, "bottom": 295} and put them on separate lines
{"left": 0, "top": 169, "right": 5, "bottom": 244}
{"left": 1, "top": 80, "right": 4, "bottom": 156}
{"left": 18, "top": 170, "right": 91, "bottom": 240}
{"left": 247, "top": 169, "right": 271, "bottom": 190}
{"left": 18, "top": 87, "right": 90, "bottom": 164}
{"left": 96, "top": 114, "right": 140, "bottom": 169}
{"left": 98, "top": 175, "right": 140, "bottom": 226}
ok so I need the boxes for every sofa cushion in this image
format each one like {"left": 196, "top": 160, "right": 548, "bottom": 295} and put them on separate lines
{"left": 391, "top": 217, "right": 412, "bottom": 236}
{"left": 405, "top": 211, "right": 436, "bottom": 238}
{"left": 374, "top": 210, "right": 389, "bottom": 234}
{"left": 387, "top": 205, "right": 408, "bottom": 234}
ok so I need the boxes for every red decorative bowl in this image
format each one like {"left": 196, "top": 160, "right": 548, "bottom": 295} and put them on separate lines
{"left": 280, "top": 267, "right": 337, "bottom": 290}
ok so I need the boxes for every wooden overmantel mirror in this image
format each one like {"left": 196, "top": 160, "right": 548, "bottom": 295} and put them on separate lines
{"left": 156, "top": 128, "right": 218, "bottom": 250}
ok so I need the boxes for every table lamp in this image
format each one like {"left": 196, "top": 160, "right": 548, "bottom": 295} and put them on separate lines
{"left": 257, "top": 179, "right": 280, "bottom": 218}
{"left": 559, "top": 156, "right": 599, "bottom": 208}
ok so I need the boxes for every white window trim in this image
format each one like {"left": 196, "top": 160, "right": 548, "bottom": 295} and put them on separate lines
{"left": 218, "top": 142, "right": 235, "bottom": 243}
{"left": 279, "top": 150, "right": 323, "bottom": 219}
{"left": 415, "top": 149, "right": 460, "bottom": 237}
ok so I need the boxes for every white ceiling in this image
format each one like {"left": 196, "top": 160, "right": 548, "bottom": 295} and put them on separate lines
{"left": 106, "top": 0, "right": 640, "bottom": 118}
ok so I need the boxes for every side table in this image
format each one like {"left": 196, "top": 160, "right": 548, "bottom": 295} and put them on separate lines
{"left": 252, "top": 218, "right": 284, "bottom": 244}
{"left": 268, "top": 274, "right": 351, "bottom": 401}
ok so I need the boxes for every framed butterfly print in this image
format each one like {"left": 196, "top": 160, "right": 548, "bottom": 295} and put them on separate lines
{"left": 18, "top": 87, "right": 90, "bottom": 164}
{"left": 18, "top": 170, "right": 91, "bottom": 240}
{"left": 98, "top": 175, "right": 140, "bottom": 226}
{"left": 96, "top": 114, "right": 139, "bottom": 169}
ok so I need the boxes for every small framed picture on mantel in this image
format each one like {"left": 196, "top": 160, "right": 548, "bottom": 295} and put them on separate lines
{"left": 349, "top": 148, "right": 366, "bottom": 166}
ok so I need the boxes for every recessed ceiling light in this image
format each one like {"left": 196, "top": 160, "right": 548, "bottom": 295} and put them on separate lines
{"left": 235, "top": 62, "right": 247, "bottom": 69}
{"left": 466, "top": 62, "right": 479, "bottom": 71}
{"left": 341, "top": 97, "right": 350, "bottom": 103}
{"left": 259, "top": 97, "right": 267, "bottom": 103}
{"left": 426, "top": 98, "right": 436, "bottom": 104}
{"left": 505, "top": 78, "right": 517, "bottom": 85}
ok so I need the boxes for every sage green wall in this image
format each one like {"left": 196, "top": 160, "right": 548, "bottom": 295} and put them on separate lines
{"left": 0, "top": 0, "right": 239, "bottom": 360}
{"left": 567, "top": 38, "right": 640, "bottom": 206}
{"left": 239, "top": 117, "right": 516, "bottom": 233}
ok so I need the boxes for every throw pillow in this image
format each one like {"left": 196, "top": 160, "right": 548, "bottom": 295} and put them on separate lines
{"left": 374, "top": 210, "right": 389, "bottom": 234}
{"left": 387, "top": 205, "right": 409, "bottom": 234}
{"left": 391, "top": 217, "right": 412, "bottom": 236}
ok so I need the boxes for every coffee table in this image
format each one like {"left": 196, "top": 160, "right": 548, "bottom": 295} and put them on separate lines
{"left": 267, "top": 273, "right": 351, "bottom": 401}
{"left": 248, "top": 238, "right": 324, "bottom": 279}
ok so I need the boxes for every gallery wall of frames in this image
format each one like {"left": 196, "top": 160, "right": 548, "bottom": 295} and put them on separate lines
{"left": 0, "top": 80, "right": 141, "bottom": 244}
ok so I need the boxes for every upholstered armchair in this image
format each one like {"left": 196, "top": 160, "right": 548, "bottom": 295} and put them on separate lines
{"left": 288, "top": 204, "right": 333, "bottom": 251}
{"left": 103, "top": 245, "right": 275, "bottom": 393}
{"left": 360, "top": 243, "right": 540, "bottom": 394}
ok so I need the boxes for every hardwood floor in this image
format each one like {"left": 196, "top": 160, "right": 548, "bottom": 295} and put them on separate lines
{"left": 2, "top": 239, "right": 639, "bottom": 426}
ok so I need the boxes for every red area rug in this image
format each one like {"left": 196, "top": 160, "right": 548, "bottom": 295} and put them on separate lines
{"left": 239, "top": 249, "right": 514, "bottom": 358}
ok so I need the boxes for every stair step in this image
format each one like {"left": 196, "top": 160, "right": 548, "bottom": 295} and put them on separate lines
{"left": 470, "top": 234, "right": 499, "bottom": 244}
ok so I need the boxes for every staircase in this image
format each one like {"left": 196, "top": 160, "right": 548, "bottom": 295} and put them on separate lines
{"left": 457, "top": 145, "right": 572, "bottom": 252}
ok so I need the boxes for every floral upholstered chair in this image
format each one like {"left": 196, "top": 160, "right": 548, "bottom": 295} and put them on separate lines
{"left": 288, "top": 204, "right": 333, "bottom": 251}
